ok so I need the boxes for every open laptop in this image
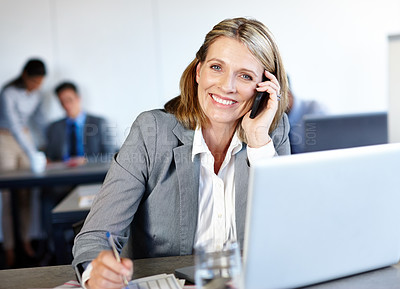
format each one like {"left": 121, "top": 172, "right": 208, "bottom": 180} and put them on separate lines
{"left": 243, "top": 143, "right": 400, "bottom": 289}
{"left": 303, "top": 112, "right": 387, "bottom": 153}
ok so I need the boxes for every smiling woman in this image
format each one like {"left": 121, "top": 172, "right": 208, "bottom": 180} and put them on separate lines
{"left": 72, "top": 17, "right": 290, "bottom": 289}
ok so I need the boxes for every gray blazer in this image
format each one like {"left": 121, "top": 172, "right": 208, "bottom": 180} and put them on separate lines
{"left": 45, "top": 114, "right": 115, "bottom": 162}
{"left": 72, "top": 109, "right": 290, "bottom": 273}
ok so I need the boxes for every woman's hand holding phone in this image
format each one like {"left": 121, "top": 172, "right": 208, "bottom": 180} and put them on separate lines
{"left": 242, "top": 70, "right": 281, "bottom": 148}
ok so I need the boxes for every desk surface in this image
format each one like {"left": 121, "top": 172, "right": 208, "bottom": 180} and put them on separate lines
{"left": 52, "top": 183, "right": 101, "bottom": 224}
{"left": 0, "top": 255, "right": 194, "bottom": 289}
{"left": 0, "top": 162, "right": 110, "bottom": 189}
{"left": 1, "top": 255, "right": 400, "bottom": 289}
{"left": 52, "top": 184, "right": 101, "bottom": 214}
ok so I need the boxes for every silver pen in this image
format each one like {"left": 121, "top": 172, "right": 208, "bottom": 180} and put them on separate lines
{"left": 106, "top": 231, "right": 129, "bottom": 289}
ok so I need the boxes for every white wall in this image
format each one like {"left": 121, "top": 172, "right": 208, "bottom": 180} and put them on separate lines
{"left": 388, "top": 34, "right": 400, "bottom": 143}
{"left": 1, "top": 0, "right": 400, "bottom": 147}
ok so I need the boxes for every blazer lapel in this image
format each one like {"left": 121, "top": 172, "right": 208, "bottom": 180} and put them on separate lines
{"left": 60, "top": 119, "right": 68, "bottom": 158}
{"left": 235, "top": 147, "right": 249, "bottom": 247}
{"left": 83, "top": 115, "right": 95, "bottom": 155}
{"left": 172, "top": 123, "right": 199, "bottom": 255}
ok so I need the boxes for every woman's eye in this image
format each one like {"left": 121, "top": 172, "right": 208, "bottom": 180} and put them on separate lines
{"left": 241, "top": 74, "right": 253, "bottom": 81}
{"left": 211, "top": 64, "right": 221, "bottom": 71}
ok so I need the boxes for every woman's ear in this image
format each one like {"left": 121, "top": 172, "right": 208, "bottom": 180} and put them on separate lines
{"left": 195, "top": 62, "right": 202, "bottom": 84}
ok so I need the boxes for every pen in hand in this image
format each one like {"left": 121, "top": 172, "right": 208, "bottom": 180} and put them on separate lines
{"left": 106, "top": 231, "right": 130, "bottom": 289}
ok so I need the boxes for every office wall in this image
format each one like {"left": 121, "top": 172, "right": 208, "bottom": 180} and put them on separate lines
{"left": 388, "top": 34, "right": 400, "bottom": 143}
{"left": 0, "top": 0, "right": 399, "bottom": 146}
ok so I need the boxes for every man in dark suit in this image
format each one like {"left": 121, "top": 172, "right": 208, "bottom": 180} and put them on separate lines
{"left": 46, "top": 81, "right": 115, "bottom": 165}
{"left": 42, "top": 82, "right": 116, "bottom": 263}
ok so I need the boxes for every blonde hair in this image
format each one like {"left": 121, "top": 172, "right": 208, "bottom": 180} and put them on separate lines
{"left": 164, "top": 17, "right": 288, "bottom": 139}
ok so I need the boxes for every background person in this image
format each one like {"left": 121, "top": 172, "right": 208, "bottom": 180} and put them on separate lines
{"left": 0, "top": 58, "right": 47, "bottom": 267}
{"left": 72, "top": 17, "right": 290, "bottom": 289}
{"left": 286, "top": 76, "right": 327, "bottom": 154}
{"left": 42, "top": 81, "right": 116, "bottom": 262}
{"left": 46, "top": 81, "right": 115, "bottom": 166}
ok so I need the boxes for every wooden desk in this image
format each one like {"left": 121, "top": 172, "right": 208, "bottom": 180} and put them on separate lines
{"left": 0, "top": 162, "right": 110, "bottom": 189}
{"left": 51, "top": 184, "right": 101, "bottom": 264}
{"left": 52, "top": 184, "right": 101, "bottom": 224}
{"left": 0, "top": 255, "right": 400, "bottom": 289}
{"left": 0, "top": 163, "right": 109, "bottom": 267}
{"left": 0, "top": 255, "right": 194, "bottom": 289}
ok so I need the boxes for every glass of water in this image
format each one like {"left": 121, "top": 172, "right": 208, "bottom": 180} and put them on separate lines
{"left": 195, "top": 241, "right": 242, "bottom": 289}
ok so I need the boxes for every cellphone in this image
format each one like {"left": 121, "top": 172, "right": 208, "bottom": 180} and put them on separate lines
{"left": 249, "top": 76, "right": 270, "bottom": 119}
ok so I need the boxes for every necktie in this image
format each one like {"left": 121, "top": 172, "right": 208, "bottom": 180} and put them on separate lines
{"left": 70, "top": 122, "right": 77, "bottom": 157}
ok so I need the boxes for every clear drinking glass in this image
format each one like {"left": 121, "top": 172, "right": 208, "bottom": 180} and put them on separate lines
{"left": 195, "top": 241, "right": 242, "bottom": 289}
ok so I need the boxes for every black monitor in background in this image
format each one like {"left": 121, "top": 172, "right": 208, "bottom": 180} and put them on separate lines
{"left": 303, "top": 112, "right": 388, "bottom": 153}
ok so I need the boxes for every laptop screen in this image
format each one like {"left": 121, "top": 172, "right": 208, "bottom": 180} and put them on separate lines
{"left": 243, "top": 144, "right": 400, "bottom": 289}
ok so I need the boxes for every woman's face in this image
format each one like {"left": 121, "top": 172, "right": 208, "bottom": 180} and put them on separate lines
{"left": 196, "top": 36, "right": 264, "bottom": 130}
{"left": 23, "top": 75, "right": 44, "bottom": 92}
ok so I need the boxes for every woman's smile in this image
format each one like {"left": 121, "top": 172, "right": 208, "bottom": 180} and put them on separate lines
{"left": 209, "top": 93, "right": 237, "bottom": 106}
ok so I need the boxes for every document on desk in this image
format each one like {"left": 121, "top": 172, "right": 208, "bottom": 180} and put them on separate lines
{"left": 77, "top": 184, "right": 102, "bottom": 208}
{"left": 53, "top": 280, "right": 81, "bottom": 288}
{"left": 53, "top": 274, "right": 185, "bottom": 289}
{"left": 129, "top": 274, "right": 184, "bottom": 288}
